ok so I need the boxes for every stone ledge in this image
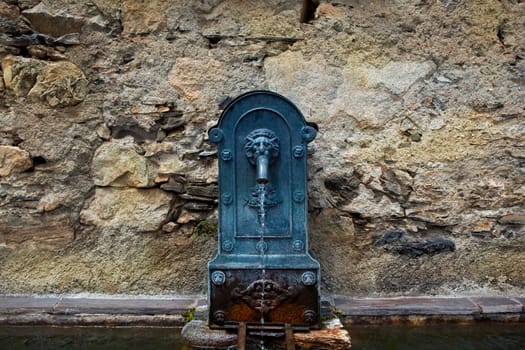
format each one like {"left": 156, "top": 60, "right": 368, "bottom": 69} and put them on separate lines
{"left": 513, "top": 297, "right": 525, "bottom": 312}
{"left": 0, "top": 296, "right": 59, "bottom": 314}
{"left": 468, "top": 297, "right": 523, "bottom": 314}
{"left": 1, "top": 295, "right": 524, "bottom": 326}
{"left": 54, "top": 297, "right": 198, "bottom": 315}
{"left": 0, "top": 295, "right": 200, "bottom": 326}
{"left": 334, "top": 296, "right": 480, "bottom": 316}
{"left": 334, "top": 295, "right": 525, "bottom": 324}
{"left": 0, "top": 313, "right": 185, "bottom": 327}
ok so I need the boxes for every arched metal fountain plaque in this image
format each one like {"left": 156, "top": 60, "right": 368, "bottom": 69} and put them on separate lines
{"left": 208, "top": 91, "right": 320, "bottom": 330}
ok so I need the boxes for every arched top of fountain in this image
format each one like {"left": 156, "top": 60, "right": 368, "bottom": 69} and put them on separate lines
{"left": 209, "top": 90, "right": 318, "bottom": 144}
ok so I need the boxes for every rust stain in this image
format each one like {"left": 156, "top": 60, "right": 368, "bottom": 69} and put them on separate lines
{"left": 226, "top": 302, "right": 311, "bottom": 324}
{"left": 269, "top": 303, "right": 306, "bottom": 323}
{"left": 227, "top": 303, "right": 259, "bottom": 322}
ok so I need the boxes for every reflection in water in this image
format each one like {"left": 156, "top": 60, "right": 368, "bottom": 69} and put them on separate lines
{"left": 350, "top": 323, "right": 525, "bottom": 350}
{"left": 1, "top": 323, "right": 525, "bottom": 350}
{"left": 0, "top": 327, "right": 190, "bottom": 350}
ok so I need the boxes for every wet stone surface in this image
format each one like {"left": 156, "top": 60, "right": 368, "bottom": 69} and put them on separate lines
{"left": 181, "top": 320, "right": 237, "bottom": 348}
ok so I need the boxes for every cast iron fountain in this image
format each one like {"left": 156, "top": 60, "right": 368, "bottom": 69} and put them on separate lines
{"left": 183, "top": 91, "right": 350, "bottom": 349}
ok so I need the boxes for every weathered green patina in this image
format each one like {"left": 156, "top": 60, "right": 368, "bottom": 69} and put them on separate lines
{"left": 208, "top": 91, "right": 321, "bottom": 330}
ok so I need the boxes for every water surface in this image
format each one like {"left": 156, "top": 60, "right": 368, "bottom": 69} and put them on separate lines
{"left": 350, "top": 323, "right": 525, "bottom": 350}
{"left": 0, "top": 326, "right": 189, "bottom": 350}
{"left": 1, "top": 323, "right": 525, "bottom": 349}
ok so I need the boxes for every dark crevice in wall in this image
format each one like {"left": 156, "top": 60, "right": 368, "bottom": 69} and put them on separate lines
{"left": 24, "top": 156, "right": 47, "bottom": 172}
{"left": 496, "top": 19, "right": 507, "bottom": 45}
{"left": 300, "top": 0, "right": 319, "bottom": 23}
{"left": 32, "top": 156, "right": 47, "bottom": 166}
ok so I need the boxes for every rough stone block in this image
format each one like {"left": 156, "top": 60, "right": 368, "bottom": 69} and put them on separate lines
{"left": 342, "top": 184, "right": 404, "bottom": 218}
{"left": 1, "top": 55, "right": 45, "bottom": 96}
{"left": 79, "top": 188, "right": 173, "bottom": 232}
{"left": 121, "top": 0, "right": 168, "bottom": 35}
{"left": 2, "top": 55, "right": 88, "bottom": 106}
{"left": 186, "top": 184, "right": 218, "bottom": 198}
{"left": 92, "top": 140, "right": 156, "bottom": 188}
{"left": 22, "top": 3, "right": 84, "bottom": 37}
{"left": 168, "top": 57, "right": 225, "bottom": 103}
{"left": 0, "top": 213, "right": 74, "bottom": 248}
{"left": 0, "top": 145, "right": 32, "bottom": 176}
{"left": 181, "top": 320, "right": 237, "bottom": 348}
{"left": 27, "top": 60, "right": 88, "bottom": 107}
{"left": 366, "top": 61, "right": 436, "bottom": 95}
{"left": 499, "top": 214, "right": 525, "bottom": 225}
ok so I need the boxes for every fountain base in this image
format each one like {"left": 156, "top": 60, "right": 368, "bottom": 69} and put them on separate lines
{"left": 182, "top": 317, "right": 351, "bottom": 349}
{"left": 208, "top": 265, "right": 320, "bottom": 329}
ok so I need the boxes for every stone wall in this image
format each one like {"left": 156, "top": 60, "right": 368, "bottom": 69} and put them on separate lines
{"left": 0, "top": 0, "right": 524, "bottom": 296}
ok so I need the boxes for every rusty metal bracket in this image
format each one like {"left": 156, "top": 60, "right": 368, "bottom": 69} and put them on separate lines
{"left": 238, "top": 322, "right": 247, "bottom": 350}
{"left": 285, "top": 323, "right": 296, "bottom": 350}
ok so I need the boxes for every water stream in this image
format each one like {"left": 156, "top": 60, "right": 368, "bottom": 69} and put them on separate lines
{"left": 257, "top": 182, "right": 268, "bottom": 350}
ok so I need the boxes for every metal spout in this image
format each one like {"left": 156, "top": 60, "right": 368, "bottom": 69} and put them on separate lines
{"left": 256, "top": 155, "right": 269, "bottom": 184}
{"left": 245, "top": 128, "right": 280, "bottom": 185}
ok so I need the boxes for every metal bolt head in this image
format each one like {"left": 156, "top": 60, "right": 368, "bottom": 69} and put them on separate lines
{"left": 301, "top": 271, "right": 316, "bottom": 286}
{"left": 303, "top": 310, "right": 317, "bottom": 324}
{"left": 293, "top": 191, "right": 305, "bottom": 203}
{"left": 222, "top": 193, "right": 232, "bottom": 205}
{"left": 301, "top": 125, "right": 317, "bottom": 142}
{"left": 211, "top": 271, "right": 226, "bottom": 285}
{"left": 256, "top": 241, "right": 268, "bottom": 253}
{"left": 214, "top": 310, "right": 226, "bottom": 324}
{"left": 292, "top": 240, "right": 304, "bottom": 252}
{"left": 208, "top": 128, "right": 224, "bottom": 143}
{"left": 221, "top": 149, "right": 232, "bottom": 161}
{"left": 222, "top": 240, "right": 234, "bottom": 252}
{"left": 293, "top": 145, "right": 304, "bottom": 158}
